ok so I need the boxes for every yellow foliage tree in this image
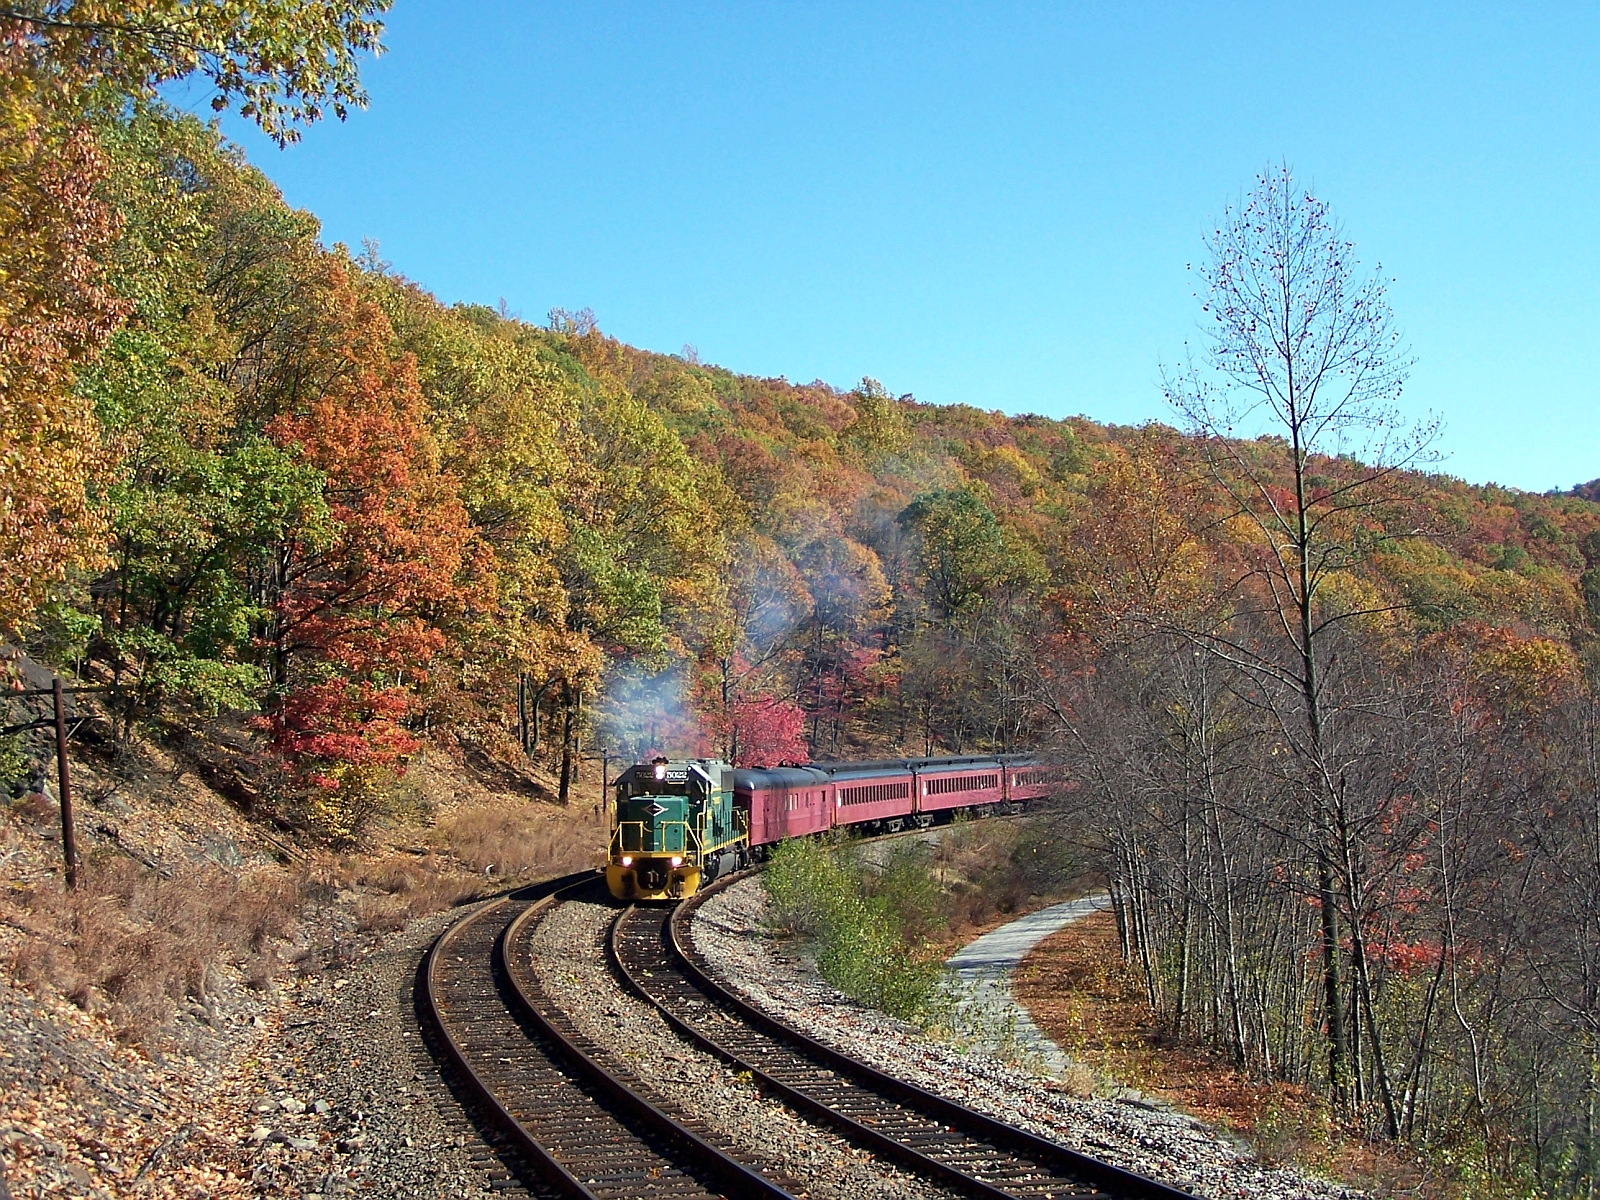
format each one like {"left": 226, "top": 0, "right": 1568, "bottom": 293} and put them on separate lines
{"left": 1060, "top": 440, "right": 1210, "bottom": 640}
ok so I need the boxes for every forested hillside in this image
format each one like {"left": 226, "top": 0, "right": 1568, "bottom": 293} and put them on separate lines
{"left": 4, "top": 6, "right": 1600, "bottom": 1195}
{"left": 28, "top": 110, "right": 1600, "bottom": 833}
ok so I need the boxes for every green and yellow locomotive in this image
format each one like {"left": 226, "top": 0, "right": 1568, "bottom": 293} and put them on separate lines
{"left": 606, "top": 757, "right": 749, "bottom": 901}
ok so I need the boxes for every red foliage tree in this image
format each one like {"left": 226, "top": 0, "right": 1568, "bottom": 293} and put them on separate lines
{"left": 726, "top": 693, "right": 809, "bottom": 767}
{"left": 695, "top": 666, "right": 808, "bottom": 768}
{"left": 269, "top": 680, "right": 418, "bottom": 788}
{"left": 263, "top": 263, "right": 480, "bottom": 817}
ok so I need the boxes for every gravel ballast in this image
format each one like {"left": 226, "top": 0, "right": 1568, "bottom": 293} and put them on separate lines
{"left": 527, "top": 896, "right": 957, "bottom": 1200}
{"left": 691, "top": 877, "right": 1362, "bottom": 1200}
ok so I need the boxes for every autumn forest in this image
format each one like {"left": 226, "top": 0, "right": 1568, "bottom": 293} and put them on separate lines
{"left": 3, "top": 5, "right": 1600, "bottom": 1197}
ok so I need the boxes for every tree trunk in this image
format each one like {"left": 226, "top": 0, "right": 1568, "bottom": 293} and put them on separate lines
{"left": 1346, "top": 823, "right": 1401, "bottom": 1136}
{"left": 557, "top": 680, "right": 575, "bottom": 807}
{"left": 1290, "top": 411, "right": 1352, "bottom": 1110}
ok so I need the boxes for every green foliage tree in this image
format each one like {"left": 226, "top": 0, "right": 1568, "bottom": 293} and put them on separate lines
{"left": 841, "top": 377, "right": 910, "bottom": 468}
{"left": 83, "top": 109, "right": 327, "bottom": 724}
{"left": 897, "top": 486, "right": 1016, "bottom": 621}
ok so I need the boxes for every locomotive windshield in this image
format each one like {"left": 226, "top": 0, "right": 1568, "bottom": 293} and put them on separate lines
{"left": 616, "top": 777, "right": 687, "bottom": 800}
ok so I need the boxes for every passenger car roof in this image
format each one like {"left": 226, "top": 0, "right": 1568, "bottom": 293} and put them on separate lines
{"left": 733, "top": 754, "right": 1021, "bottom": 789}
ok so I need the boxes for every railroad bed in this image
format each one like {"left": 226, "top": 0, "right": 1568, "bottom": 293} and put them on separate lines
{"left": 418, "top": 871, "right": 1200, "bottom": 1200}
{"left": 422, "top": 876, "right": 801, "bottom": 1198}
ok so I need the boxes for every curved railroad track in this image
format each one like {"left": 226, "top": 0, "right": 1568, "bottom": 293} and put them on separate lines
{"left": 419, "top": 874, "right": 801, "bottom": 1199}
{"left": 608, "top": 872, "right": 1200, "bottom": 1200}
{"left": 421, "top": 858, "right": 1200, "bottom": 1200}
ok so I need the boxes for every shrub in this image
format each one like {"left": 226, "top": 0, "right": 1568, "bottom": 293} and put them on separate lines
{"left": 932, "top": 815, "right": 1085, "bottom": 927}
{"left": 764, "top": 833, "right": 853, "bottom": 936}
{"left": 288, "top": 761, "right": 400, "bottom": 848}
{"left": 764, "top": 837, "right": 943, "bottom": 1022}
{"left": 870, "top": 839, "right": 944, "bottom": 940}
{"left": 0, "top": 732, "right": 30, "bottom": 793}
{"left": 764, "top": 818, "right": 1090, "bottom": 1027}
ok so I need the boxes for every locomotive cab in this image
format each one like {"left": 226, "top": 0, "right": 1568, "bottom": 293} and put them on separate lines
{"left": 606, "top": 757, "right": 748, "bottom": 901}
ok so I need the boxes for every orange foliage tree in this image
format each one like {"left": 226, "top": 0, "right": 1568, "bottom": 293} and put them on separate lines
{"left": 0, "top": 54, "right": 124, "bottom": 633}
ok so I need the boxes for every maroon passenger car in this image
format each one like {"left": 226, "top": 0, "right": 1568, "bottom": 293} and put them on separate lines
{"left": 914, "top": 756, "right": 1006, "bottom": 817}
{"left": 733, "top": 753, "right": 1060, "bottom": 854}
{"left": 735, "top": 764, "right": 832, "bottom": 848}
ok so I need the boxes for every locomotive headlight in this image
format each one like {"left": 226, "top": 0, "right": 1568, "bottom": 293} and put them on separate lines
{"left": 620, "top": 856, "right": 633, "bottom": 867}
{"left": 670, "top": 856, "right": 682, "bottom": 867}
{"left": 653, "top": 757, "right": 668, "bottom": 781}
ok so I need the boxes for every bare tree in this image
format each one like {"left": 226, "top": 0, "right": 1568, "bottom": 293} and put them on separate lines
{"left": 1164, "top": 162, "right": 1436, "bottom": 1111}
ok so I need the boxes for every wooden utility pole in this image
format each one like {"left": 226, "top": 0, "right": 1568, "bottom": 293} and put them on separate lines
{"left": 52, "top": 678, "right": 78, "bottom": 890}
{"left": 4, "top": 677, "right": 106, "bottom": 889}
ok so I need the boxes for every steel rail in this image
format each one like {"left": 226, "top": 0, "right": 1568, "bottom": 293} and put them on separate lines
{"left": 421, "top": 889, "right": 591, "bottom": 1199}
{"left": 609, "top": 901, "right": 1023, "bottom": 1200}
{"left": 498, "top": 880, "right": 799, "bottom": 1200}
{"left": 420, "top": 872, "right": 799, "bottom": 1200}
{"left": 651, "top": 870, "right": 1202, "bottom": 1200}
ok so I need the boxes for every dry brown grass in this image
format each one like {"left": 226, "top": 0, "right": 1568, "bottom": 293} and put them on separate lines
{"left": 432, "top": 803, "right": 604, "bottom": 880}
{"left": 291, "top": 804, "right": 604, "bottom": 934}
{"left": 337, "top": 854, "right": 482, "bottom": 933}
{"left": 0, "top": 725, "right": 610, "bottom": 1057}
{"left": 4, "top": 853, "right": 301, "bottom": 1044}
{"left": 0, "top": 806, "right": 603, "bottom": 1035}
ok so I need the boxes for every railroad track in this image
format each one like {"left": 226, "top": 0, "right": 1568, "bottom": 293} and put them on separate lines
{"left": 608, "top": 873, "right": 1199, "bottom": 1200}
{"left": 420, "top": 875, "right": 802, "bottom": 1199}
{"left": 422, "top": 858, "right": 1198, "bottom": 1200}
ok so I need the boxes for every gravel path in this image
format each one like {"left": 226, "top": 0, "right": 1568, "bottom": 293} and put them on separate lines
{"left": 692, "top": 877, "right": 1362, "bottom": 1200}
{"left": 526, "top": 896, "right": 957, "bottom": 1200}
{"left": 945, "top": 893, "right": 1113, "bottom": 1080}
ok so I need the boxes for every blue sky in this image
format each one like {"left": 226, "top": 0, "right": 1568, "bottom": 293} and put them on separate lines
{"left": 184, "top": 2, "right": 1600, "bottom": 492}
